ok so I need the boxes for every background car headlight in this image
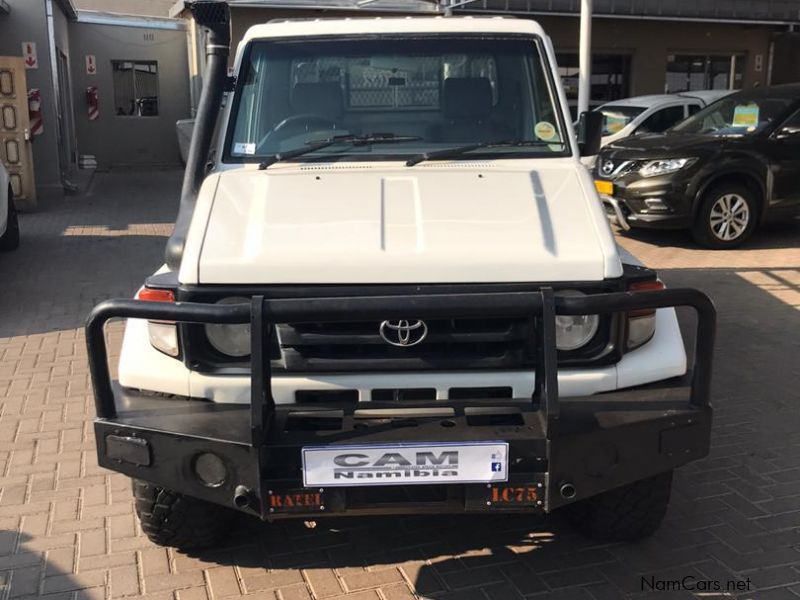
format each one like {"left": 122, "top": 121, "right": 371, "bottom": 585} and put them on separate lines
{"left": 205, "top": 297, "right": 251, "bottom": 357}
{"left": 638, "top": 157, "right": 695, "bottom": 178}
{"left": 554, "top": 290, "right": 599, "bottom": 351}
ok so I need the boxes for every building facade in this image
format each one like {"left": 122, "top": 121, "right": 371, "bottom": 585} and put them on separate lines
{"left": 0, "top": 0, "right": 190, "bottom": 204}
{"left": 176, "top": 0, "right": 800, "bottom": 117}
{"left": 69, "top": 12, "right": 191, "bottom": 169}
{"left": 0, "top": 0, "right": 76, "bottom": 205}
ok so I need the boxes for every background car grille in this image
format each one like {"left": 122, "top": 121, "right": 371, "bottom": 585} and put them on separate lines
{"left": 597, "top": 159, "right": 645, "bottom": 180}
{"left": 276, "top": 318, "right": 534, "bottom": 371}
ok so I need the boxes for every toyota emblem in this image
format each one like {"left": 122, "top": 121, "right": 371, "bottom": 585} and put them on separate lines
{"left": 600, "top": 160, "right": 615, "bottom": 176}
{"left": 379, "top": 319, "right": 428, "bottom": 347}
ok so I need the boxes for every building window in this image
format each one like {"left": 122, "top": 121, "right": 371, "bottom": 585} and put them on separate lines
{"left": 112, "top": 61, "right": 159, "bottom": 116}
{"left": 665, "top": 54, "right": 745, "bottom": 93}
{"left": 557, "top": 53, "right": 631, "bottom": 119}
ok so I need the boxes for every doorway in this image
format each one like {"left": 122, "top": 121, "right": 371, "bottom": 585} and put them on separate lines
{"left": 55, "top": 49, "right": 77, "bottom": 174}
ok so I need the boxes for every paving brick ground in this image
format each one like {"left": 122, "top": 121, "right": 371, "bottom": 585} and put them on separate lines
{"left": 0, "top": 170, "right": 799, "bottom": 600}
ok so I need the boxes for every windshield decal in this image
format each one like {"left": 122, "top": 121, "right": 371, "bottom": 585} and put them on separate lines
{"left": 534, "top": 121, "right": 558, "bottom": 141}
{"left": 732, "top": 103, "right": 759, "bottom": 129}
{"left": 233, "top": 142, "right": 256, "bottom": 155}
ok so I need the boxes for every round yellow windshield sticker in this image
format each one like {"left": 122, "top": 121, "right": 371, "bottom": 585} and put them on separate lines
{"left": 535, "top": 121, "right": 557, "bottom": 141}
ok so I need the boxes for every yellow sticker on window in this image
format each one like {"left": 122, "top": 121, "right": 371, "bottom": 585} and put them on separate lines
{"left": 605, "top": 116, "right": 627, "bottom": 134}
{"left": 732, "top": 103, "right": 759, "bottom": 128}
{"left": 534, "top": 121, "right": 557, "bottom": 141}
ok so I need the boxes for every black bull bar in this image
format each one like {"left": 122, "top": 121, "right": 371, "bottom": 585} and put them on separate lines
{"left": 86, "top": 288, "right": 715, "bottom": 519}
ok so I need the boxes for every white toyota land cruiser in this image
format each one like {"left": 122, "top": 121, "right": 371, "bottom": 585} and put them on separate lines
{"left": 87, "top": 2, "right": 716, "bottom": 550}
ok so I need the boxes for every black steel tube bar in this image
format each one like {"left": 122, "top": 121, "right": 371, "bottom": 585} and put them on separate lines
{"left": 538, "top": 288, "right": 559, "bottom": 437}
{"left": 249, "top": 295, "right": 274, "bottom": 446}
{"left": 86, "top": 287, "right": 716, "bottom": 423}
{"left": 557, "top": 289, "right": 716, "bottom": 408}
{"left": 86, "top": 299, "right": 250, "bottom": 419}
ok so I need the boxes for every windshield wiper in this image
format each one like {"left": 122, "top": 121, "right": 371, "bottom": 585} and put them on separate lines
{"left": 405, "top": 140, "right": 566, "bottom": 167}
{"left": 258, "top": 133, "right": 422, "bottom": 169}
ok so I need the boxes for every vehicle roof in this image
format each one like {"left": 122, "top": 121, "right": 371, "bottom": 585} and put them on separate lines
{"left": 729, "top": 83, "right": 800, "bottom": 99}
{"left": 598, "top": 95, "right": 684, "bottom": 109}
{"left": 677, "top": 90, "right": 734, "bottom": 102}
{"left": 242, "top": 16, "right": 545, "bottom": 42}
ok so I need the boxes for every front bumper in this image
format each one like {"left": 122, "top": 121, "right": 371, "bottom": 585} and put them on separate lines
{"left": 87, "top": 289, "right": 715, "bottom": 519}
{"left": 598, "top": 177, "right": 694, "bottom": 230}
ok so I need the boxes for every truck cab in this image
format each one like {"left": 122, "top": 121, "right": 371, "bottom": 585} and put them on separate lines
{"left": 86, "top": 3, "right": 715, "bottom": 550}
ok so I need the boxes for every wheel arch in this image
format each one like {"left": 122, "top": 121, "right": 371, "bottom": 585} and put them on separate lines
{"left": 693, "top": 170, "right": 767, "bottom": 221}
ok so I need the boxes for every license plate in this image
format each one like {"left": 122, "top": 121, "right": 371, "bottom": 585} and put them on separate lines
{"left": 594, "top": 180, "right": 614, "bottom": 196}
{"left": 487, "top": 484, "right": 541, "bottom": 506}
{"left": 266, "top": 488, "right": 325, "bottom": 513}
{"left": 302, "top": 442, "right": 509, "bottom": 487}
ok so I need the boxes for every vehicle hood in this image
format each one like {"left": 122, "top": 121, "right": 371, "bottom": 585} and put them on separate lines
{"left": 194, "top": 162, "right": 618, "bottom": 284}
{"left": 602, "top": 133, "right": 721, "bottom": 160}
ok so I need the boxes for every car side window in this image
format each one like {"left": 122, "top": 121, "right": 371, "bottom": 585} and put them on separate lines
{"left": 637, "top": 105, "right": 686, "bottom": 134}
{"left": 688, "top": 103, "right": 703, "bottom": 116}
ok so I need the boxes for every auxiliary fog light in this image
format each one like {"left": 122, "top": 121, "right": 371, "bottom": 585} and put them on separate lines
{"left": 644, "top": 198, "right": 669, "bottom": 212}
{"left": 193, "top": 452, "right": 227, "bottom": 487}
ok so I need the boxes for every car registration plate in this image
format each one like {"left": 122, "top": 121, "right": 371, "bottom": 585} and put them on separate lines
{"left": 594, "top": 180, "right": 614, "bottom": 196}
{"left": 302, "top": 442, "right": 509, "bottom": 487}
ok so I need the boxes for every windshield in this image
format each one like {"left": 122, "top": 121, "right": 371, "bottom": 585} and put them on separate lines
{"left": 226, "top": 35, "right": 568, "bottom": 162}
{"left": 597, "top": 105, "right": 645, "bottom": 135}
{"left": 672, "top": 95, "right": 793, "bottom": 137}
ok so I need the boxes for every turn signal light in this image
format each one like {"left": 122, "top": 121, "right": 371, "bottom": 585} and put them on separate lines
{"left": 136, "top": 288, "right": 175, "bottom": 303}
{"left": 626, "top": 279, "right": 664, "bottom": 350}
{"left": 135, "top": 287, "right": 179, "bottom": 357}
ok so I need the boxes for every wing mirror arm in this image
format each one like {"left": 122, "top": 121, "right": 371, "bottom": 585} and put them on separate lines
{"left": 577, "top": 110, "right": 603, "bottom": 157}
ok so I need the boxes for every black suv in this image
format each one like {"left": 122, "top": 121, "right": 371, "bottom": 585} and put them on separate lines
{"left": 594, "top": 84, "right": 800, "bottom": 248}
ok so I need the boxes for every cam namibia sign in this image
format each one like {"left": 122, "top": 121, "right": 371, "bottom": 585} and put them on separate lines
{"left": 22, "top": 42, "right": 37, "bottom": 69}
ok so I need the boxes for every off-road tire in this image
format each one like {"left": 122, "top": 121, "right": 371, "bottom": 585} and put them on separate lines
{"left": 565, "top": 470, "right": 673, "bottom": 542}
{"left": 692, "top": 184, "right": 758, "bottom": 249}
{"left": 133, "top": 479, "right": 236, "bottom": 549}
{"left": 0, "top": 189, "right": 19, "bottom": 251}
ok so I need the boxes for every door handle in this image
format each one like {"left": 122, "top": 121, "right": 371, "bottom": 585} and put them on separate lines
{"left": 23, "top": 128, "right": 30, "bottom": 141}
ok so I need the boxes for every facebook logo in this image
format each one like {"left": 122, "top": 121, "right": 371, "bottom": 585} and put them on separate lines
{"left": 491, "top": 462, "right": 502, "bottom": 472}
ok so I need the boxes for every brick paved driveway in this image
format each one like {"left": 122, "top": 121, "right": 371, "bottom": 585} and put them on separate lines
{"left": 0, "top": 171, "right": 799, "bottom": 600}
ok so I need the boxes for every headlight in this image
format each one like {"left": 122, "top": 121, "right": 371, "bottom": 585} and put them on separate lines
{"left": 554, "top": 290, "right": 599, "bottom": 351}
{"left": 638, "top": 158, "right": 695, "bottom": 178}
{"left": 205, "top": 297, "right": 251, "bottom": 357}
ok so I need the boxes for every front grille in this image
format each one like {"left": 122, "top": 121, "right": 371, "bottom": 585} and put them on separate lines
{"left": 597, "top": 159, "right": 644, "bottom": 180}
{"left": 178, "top": 283, "right": 622, "bottom": 373}
{"left": 276, "top": 317, "right": 533, "bottom": 372}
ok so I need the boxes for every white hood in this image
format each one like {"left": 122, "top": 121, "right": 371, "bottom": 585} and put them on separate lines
{"left": 191, "top": 161, "right": 620, "bottom": 284}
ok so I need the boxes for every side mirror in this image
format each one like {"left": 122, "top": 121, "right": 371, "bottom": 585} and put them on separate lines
{"left": 578, "top": 110, "right": 603, "bottom": 157}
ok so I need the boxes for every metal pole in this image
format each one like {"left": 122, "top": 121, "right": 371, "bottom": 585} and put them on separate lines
{"left": 578, "top": 0, "right": 593, "bottom": 116}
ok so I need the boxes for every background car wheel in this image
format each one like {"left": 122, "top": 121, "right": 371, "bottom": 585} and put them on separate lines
{"left": 565, "top": 470, "right": 673, "bottom": 542}
{"left": 692, "top": 184, "right": 757, "bottom": 249}
{"left": 0, "top": 188, "right": 20, "bottom": 252}
{"left": 133, "top": 479, "right": 237, "bottom": 549}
